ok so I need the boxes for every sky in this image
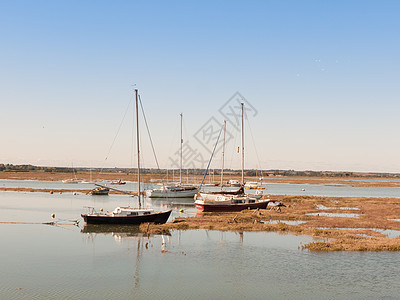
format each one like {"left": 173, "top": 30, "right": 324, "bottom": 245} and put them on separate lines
{"left": 1, "top": 1, "right": 400, "bottom": 173}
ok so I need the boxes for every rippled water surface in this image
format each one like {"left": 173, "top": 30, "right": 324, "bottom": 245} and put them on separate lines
{"left": 1, "top": 181, "right": 400, "bottom": 299}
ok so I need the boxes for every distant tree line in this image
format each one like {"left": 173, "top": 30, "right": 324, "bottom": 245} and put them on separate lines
{"left": 0, "top": 164, "right": 74, "bottom": 173}
{"left": 1, "top": 163, "right": 399, "bottom": 178}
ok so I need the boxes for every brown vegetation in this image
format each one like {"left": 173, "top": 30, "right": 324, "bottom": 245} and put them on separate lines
{"left": 143, "top": 194, "right": 400, "bottom": 252}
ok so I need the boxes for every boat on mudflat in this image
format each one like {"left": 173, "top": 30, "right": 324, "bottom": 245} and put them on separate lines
{"left": 194, "top": 185, "right": 245, "bottom": 201}
{"left": 194, "top": 103, "right": 266, "bottom": 212}
{"left": 195, "top": 196, "right": 270, "bottom": 212}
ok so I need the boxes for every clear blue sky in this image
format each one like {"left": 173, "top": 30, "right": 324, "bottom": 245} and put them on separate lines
{"left": 1, "top": 1, "right": 399, "bottom": 172}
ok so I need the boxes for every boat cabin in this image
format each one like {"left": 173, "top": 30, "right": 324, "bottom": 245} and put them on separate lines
{"left": 112, "top": 207, "right": 154, "bottom": 216}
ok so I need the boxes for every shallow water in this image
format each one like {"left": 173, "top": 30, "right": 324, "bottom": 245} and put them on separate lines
{"left": 306, "top": 212, "right": 360, "bottom": 218}
{"left": 316, "top": 204, "right": 360, "bottom": 211}
{"left": 2, "top": 182, "right": 400, "bottom": 299}
{"left": 3, "top": 178, "right": 400, "bottom": 198}
{"left": 265, "top": 220, "right": 307, "bottom": 226}
{"left": 264, "top": 182, "right": 400, "bottom": 198}
{"left": 311, "top": 227, "right": 400, "bottom": 238}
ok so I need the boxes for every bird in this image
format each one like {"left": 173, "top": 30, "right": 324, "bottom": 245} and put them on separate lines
{"left": 267, "top": 201, "right": 286, "bottom": 212}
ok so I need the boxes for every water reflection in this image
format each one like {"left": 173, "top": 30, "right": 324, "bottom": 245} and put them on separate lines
{"left": 81, "top": 224, "right": 171, "bottom": 239}
{"left": 81, "top": 224, "right": 172, "bottom": 289}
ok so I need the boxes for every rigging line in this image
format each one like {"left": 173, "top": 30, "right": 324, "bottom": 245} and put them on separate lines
{"left": 244, "top": 109, "right": 263, "bottom": 171}
{"left": 199, "top": 123, "right": 224, "bottom": 190}
{"left": 138, "top": 94, "right": 160, "bottom": 169}
{"left": 101, "top": 94, "right": 134, "bottom": 171}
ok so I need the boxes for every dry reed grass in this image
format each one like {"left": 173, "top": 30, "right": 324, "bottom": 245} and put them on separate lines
{"left": 145, "top": 194, "right": 400, "bottom": 251}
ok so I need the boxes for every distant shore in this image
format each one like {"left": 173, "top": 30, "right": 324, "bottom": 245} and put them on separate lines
{"left": 1, "top": 170, "right": 400, "bottom": 188}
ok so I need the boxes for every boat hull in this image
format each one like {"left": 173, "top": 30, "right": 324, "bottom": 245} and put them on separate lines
{"left": 195, "top": 200, "right": 269, "bottom": 212}
{"left": 90, "top": 191, "right": 109, "bottom": 195}
{"left": 90, "top": 188, "right": 109, "bottom": 195}
{"left": 146, "top": 188, "right": 198, "bottom": 198}
{"left": 81, "top": 210, "right": 172, "bottom": 225}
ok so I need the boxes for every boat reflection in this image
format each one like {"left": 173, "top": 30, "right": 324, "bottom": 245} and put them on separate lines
{"left": 145, "top": 197, "right": 195, "bottom": 208}
{"left": 81, "top": 224, "right": 171, "bottom": 241}
{"left": 81, "top": 224, "right": 171, "bottom": 289}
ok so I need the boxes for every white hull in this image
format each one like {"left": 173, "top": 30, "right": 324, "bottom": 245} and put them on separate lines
{"left": 196, "top": 193, "right": 228, "bottom": 201}
{"left": 146, "top": 185, "right": 198, "bottom": 198}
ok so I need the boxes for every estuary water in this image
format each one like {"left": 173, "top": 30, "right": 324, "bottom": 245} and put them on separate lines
{"left": 1, "top": 180, "right": 400, "bottom": 299}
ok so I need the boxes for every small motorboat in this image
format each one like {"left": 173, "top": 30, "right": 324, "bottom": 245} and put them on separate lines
{"left": 227, "top": 179, "right": 241, "bottom": 187}
{"left": 89, "top": 187, "right": 109, "bottom": 195}
{"left": 111, "top": 179, "right": 126, "bottom": 185}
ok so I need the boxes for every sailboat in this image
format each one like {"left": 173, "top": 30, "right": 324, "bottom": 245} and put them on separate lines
{"left": 194, "top": 103, "right": 269, "bottom": 212}
{"left": 62, "top": 163, "right": 81, "bottom": 183}
{"left": 81, "top": 169, "right": 95, "bottom": 184}
{"left": 81, "top": 89, "right": 172, "bottom": 225}
{"left": 145, "top": 113, "right": 198, "bottom": 198}
{"left": 194, "top": 120, "right": 245, "bottom": 201}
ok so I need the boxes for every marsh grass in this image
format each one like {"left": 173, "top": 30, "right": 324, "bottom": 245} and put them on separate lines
{"left": 143, "top": 194, "right": 400, "bottom": 251}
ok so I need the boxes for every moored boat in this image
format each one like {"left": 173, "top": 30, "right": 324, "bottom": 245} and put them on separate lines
{"left": 245, "top": 181, "right": 261, "bottom": 189}
{"left": 111, "top": 179, "right": 126, "bottom": 185}
{"left": 194, "top": 185, "right": 245, "bottom": 201}
{"left": 227, "top": 179, "right": 241, "bottom": 187}
{"left": 81, "top": 207, "right": 171, "bottom": 225}
{"left": 81, "top": 89, "right": 172, "bottom": 225}
{"left": 89, "top": 186, "right": 109, "bottom": 195}
{"left": 194, "top": 103, "right": 265, "bottom": 211}
{"left": 195, "top": 196, "right": 270, "bottom": 212}
{"left": 146, "top": 183, "right": 198, "bottom": 198}
{"left": 145, "top": 113, "right": 198, "bottom": 198}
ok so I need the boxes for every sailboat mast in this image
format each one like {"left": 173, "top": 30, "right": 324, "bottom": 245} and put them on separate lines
{"left": 135, "top": 89, "right": 141, "bottom": 208}
{"left": 241, "top": 103, "right": 244, "bottom": 185}
{"left": 180, "top": 112, "right": 183, "bottom": 184}
{"left": 220, "top": 120, "right": 226, "bottom": 190}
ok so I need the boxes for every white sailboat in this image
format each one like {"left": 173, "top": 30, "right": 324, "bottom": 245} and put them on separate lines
{"left": 195, "top": 120, "right": 245, "bottom": 201}
{"left": 145, "top": 113, "right": 198, "bottom": 198}
{"left": 195, "top": 103, "right": 269, "bottom": 212}
{"left": 62, "top": 163, "right": 81, "bottom": 183}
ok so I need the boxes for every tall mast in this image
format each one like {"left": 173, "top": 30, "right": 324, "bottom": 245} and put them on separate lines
{"left": 220, "top": 120, "right": 226, "bottom": 190}
{"left": 180, "top": 112, "right": 183, "bottom": 184}
{"left": 241, "top": 103, "right": 244, "bottom": 185}
{"left": 135, "top": 89, "right": 141, "bottom": 208}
